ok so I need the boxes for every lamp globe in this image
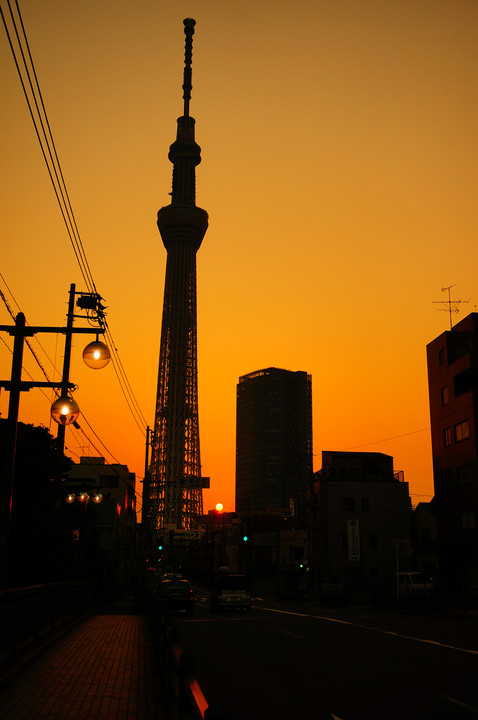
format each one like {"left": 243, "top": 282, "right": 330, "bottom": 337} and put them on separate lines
{"left": 51, "top": 397, "right": 80, "bottom": 425}
{"left": 82, "top": 340, "right": 110, "bottom": 369}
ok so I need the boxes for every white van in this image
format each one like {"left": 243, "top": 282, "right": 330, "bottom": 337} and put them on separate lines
{"left": 394, "top": 572, "right": 435, "bottom": 599}
{"left": 211, "top": 573, "right": 252, "bottom": 612}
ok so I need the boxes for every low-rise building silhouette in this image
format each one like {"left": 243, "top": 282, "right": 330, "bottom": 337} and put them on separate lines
{"left": 427, "top": 312, "right": 478, "bottom": 597}
{"left": 411, "top": 501, "right": 438, "bottom": 580}
{"left": 64, "top": 456, "right": 136, "bottom": 600}
{"left": 310, "top": 451, "right": 412, "bottom": 602}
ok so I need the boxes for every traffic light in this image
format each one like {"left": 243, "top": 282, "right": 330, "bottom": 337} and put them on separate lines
{"left": 243, "top": 535, "right": 248, "bottom": 542}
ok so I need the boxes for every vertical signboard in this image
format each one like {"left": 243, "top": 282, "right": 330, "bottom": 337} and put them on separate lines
{"left": 348, "top": 519, "right": 360, "bottom": 561}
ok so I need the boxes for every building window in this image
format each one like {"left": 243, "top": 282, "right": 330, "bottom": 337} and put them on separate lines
{"left": 341, "top": 497, "right": 355, "bottom": 511}
{"left": 439, "top": 347, "right": 446, "bottom": 364}
{"left": 445, "top": 467, "right": 454, "bottom": 487}
{"left": 421, "top": 527, "right": 431, "bottom": 543}
{"left": 441, "top": 386, "right": 449, "bottom": 406}
{"left": 457, "top": 465, "right": 472, "bottom": 485}
{"left": 444, "top": 427, "right": 452, "bottom": 447}
{"left": 361, "top": 498, "right": 370, "bottom": 511}
{"left": 461, "top": 511, "right": 476, "bottom": 530}
{"left": 454, "top": 420, "right": 470, "bottom": 443}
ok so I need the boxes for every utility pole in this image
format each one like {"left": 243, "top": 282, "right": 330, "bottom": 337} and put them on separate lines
{"left": 0, "top": 284, "right": 108, "bottom": 584}
{"left": 56, "top": 283, "right": 76, "bottom": 461}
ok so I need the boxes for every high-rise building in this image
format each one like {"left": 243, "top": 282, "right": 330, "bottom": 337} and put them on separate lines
{"left": 147, "top": 19, "right": 209, "bottom": 533}
{"left": 426, "top": 312, "right": 478, "bottom": 593}
{"left": 235, "top": 368, "right": 313, "bottom": 517}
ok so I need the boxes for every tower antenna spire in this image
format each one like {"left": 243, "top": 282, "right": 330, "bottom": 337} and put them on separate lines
{"left": 182, "top": 18, "right": 196, "bottom": 117}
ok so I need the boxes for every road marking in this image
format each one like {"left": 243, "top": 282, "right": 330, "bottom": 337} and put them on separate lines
{"left": 261, "top": 606, "right": 478, "bottom": 656}
{"left": 442, "top": 695, "right": 478, "bottom": 714}
{"left": 276, "top": 628, "right": 304, "bottom": 639}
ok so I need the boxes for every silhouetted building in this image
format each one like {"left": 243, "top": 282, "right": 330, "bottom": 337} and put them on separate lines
{"left": 64, "top": 457, "right": 136, "bottom": 597}
{"left": 312, "top": 451, "right": 411, "bottom": 602}
{"left": 147, "top": 19, "right": 209, "bottom": 533}
{"left": 411, "top": 501, "right": 438, "bottom": 580}
{"left": 427, "top": 312, "right": 478, "bottom": 595}
{"left": 235, "top": 367, "right": 313, "bottom": 517}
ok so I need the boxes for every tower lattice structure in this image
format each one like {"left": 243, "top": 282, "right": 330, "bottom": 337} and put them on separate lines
{"left": 148, "top": 19, "right": 208, "bottom": 532}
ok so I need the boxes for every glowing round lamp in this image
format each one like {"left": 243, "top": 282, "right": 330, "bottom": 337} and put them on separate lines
{"left": 51, "top": 397, "right": 80, "bottom": 425}
{"left": 82, "top": 340, "right": 110, "bottom": 369}
{"left": 65, "top": 493, "right": 76, "bottom": 504}
{"left": 91, "top": 492, "right": 103, "bottom": 504}
{"left": 78, "top": 492, "right": 90, "bottom": 503}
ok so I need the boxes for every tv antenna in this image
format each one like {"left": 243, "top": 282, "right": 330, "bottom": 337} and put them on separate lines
{"left": 432, "top": 285, "right": 469, "bottom": 329}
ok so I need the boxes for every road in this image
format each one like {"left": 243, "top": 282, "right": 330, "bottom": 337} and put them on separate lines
{"left": 173, "top": 589, "right": 478, "bottom": 720}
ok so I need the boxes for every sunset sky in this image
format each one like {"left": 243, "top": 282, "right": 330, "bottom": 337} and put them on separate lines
{"left": 1, "top": 0, "right": 477, "bottom": 517}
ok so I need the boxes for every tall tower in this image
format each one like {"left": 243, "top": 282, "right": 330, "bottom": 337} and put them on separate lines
{"left": 148, "top": 19, "right": 208, "bottom": 532}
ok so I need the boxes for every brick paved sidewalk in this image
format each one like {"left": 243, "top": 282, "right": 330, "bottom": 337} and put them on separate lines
{"left": 0, "top": 609, "right": 165, "bottom": 719}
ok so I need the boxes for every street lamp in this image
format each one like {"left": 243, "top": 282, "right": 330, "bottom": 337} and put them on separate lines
{"left": 65, "top": 491, "right": 103, "bottom": 504}
{"left": 82, "top": 338, "right": 110, "bottom": 370}
{"left": 50, "top": 396, "right": 80, "bottom": 425}
{"left": 0, "top": 283, "right": 109, "bottom": 579}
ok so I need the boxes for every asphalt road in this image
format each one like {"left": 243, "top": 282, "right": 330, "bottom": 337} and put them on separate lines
{"left": 173, "top": 590, "right": 478, "bottom": 720}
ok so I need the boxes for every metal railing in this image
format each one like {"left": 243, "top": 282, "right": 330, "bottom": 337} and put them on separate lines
{"left": 148, "top": 606, "right": 232, "bottom": 720}
{"left": 0, "top": 581, "right": 92, "bottom": 676}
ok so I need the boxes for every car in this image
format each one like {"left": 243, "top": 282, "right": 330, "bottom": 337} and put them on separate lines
{"left": 154, "top": 578, "right": 195, "bottom": 615}
{"left": 211, "top": 573, "right": 252, "bottom": 612}
{"left": 394, "top": 571, "right": 436, "bottom": 600}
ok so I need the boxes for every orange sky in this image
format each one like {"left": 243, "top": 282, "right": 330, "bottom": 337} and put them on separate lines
{"left": 1, "top": 0, "right": 477, "bottom": 517}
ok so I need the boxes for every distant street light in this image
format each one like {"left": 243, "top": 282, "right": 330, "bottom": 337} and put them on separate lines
{"left": 65, "top": 491, "right": 103, "bottom": 504}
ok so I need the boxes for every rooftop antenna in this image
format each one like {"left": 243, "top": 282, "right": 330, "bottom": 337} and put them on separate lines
{"left": 432, "top": 285, "right": 469, "bottom": 330}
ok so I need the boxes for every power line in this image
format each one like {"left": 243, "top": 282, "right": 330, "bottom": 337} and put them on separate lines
{"left": 343, "top": 426, "right": 430, "bottom": 451}
{"left": 1, "top": 1, "right": 95, "bottom": 293}
{"left": 0, "top": 275, "right": 146, "bottom": 499}
{"left": 1, "top": 1, "right": 148, "bottom": 437}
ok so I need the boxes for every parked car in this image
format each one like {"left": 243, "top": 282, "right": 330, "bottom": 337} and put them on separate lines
{"left": 211, "top": 573, "right": 252, "bottom": 612}
{"left": 394, "top": 572, "right": 436, "bottom": 600}
{"left": 154, "top": 578, "right": 195, "bottom": 615}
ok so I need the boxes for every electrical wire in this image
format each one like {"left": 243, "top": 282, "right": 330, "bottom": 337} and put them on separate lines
{"left": 0, "top": 277, "right": 143, "bottom": 497}
{"left": 1, "top": 1, "right": 94, "bottom": 293}
{"left": 1, "top": 0, "right": 148, "bottom": 437}
{"left": 343, "top": 426, "right": 431, "bottom": 451}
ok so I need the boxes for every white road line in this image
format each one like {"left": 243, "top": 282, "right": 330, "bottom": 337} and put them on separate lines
{"left": 261, "top": 606, "right": 478, "bottom": 656}
{"left": 276, "top": 628, "right": 304, "bottom": 639}
{"left": 442, "top": 695, "right": 478, "bottom": 714}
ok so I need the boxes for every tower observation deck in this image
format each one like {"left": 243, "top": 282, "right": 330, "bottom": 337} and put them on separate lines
{"left": 147, "top": 19, "right": 209, "bottom": 532}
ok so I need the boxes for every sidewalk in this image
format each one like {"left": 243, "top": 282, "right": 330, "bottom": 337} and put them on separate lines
{"left": 0, "top": 596, "right": 165, "bottom": 719}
